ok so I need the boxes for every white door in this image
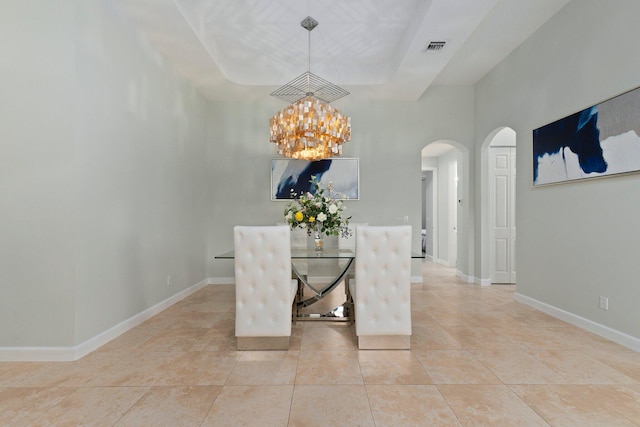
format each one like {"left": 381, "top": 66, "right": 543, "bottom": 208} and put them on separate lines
{"left": 489, "top": 147, "right": 516, "bottom": 283}
{"left": 448, "top": 161, "right": 458, "bottom": 268}
{"left": 422, "top": 171, "right": 435, "bottom": 258}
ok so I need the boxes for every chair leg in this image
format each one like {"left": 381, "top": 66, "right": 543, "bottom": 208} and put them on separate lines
{"left": 345, "top": 281, "right": 355, "bottom": 326}
{"left": 292, "top": 299, "right": 298, "bottom": 324}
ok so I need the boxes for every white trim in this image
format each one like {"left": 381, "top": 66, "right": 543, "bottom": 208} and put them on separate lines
{"left": 422, "top": 166, "right": 438, "bottom": 262}
{"left": 473, "top": 275, "right": 492, "bottom": 286}
{"left": 514, "top": 292, "right": 640, "bottom": 352}
{"left": 456, "top": 270, "right": 472, "bottom": 283}
{"left": 436, "top": 258, "right": 451, "bottom": 267}
{"left": 0, "top": 279, "right": 210, "bottom": 362}
{"left": 453, "top": 270, "right": 491, "bottom": 286}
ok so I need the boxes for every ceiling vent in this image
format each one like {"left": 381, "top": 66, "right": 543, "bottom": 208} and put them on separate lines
{"left": 422, "top": 41, "right": 446, "bottom": 53}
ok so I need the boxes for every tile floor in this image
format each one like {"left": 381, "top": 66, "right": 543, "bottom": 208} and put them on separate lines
{"left": 2, "top": 261, "right": 640, "bottom": 426}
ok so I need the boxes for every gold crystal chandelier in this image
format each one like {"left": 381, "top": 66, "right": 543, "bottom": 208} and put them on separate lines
{"left": 269, "top": 16, "right": 351, "bottom": 161}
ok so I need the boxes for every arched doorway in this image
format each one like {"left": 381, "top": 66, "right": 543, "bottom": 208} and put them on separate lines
{"left": 421, "top": 141, "right": 465, "bottom": 270}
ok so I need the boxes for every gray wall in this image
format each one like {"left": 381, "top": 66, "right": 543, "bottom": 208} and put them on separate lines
{"left": 3, "top": 0, "right": 639, "bottom": 352}
{"left": 0, "top": 0, "right": 209, "bottom": 348}
{"left": 73, "top": 2, "right": 209, "bottom": 344}
{"left": 207, "top": 87, "right": 476, "bottom": 280}
{"left": 0, "top": 1, "right": 76, "bottom": 346}
{"left": 475, "top": 0, "right": 640, "bottom": 338}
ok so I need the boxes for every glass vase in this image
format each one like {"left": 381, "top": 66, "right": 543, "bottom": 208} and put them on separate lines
{"left": 314, "top": 231, "right": 324, "bottom": 251}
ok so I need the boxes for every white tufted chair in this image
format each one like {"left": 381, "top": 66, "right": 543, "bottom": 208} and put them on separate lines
{"left": 276, "top": 222, "right": 308, "bottom": 249}
{"left": 339, "top": 223, "right": 367, "bottom": 298}
{"left": 234, "top": 226, "right": 298, "bottom": 350}
{"left": 349, "top": 225, "right": 412, "bottom": 349}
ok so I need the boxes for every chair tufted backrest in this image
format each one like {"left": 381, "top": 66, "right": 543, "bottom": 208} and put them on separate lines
{"left": 354, "top": 225, "right": 412, "bottom": 337}
{"left": 234, "top": 225, "right": 294, "bottom": 337}
{"left": 276, "top": 222, "right": 308, "bottom": 248}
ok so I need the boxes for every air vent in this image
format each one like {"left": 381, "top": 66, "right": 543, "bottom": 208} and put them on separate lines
{"left": 422, "top": 41, "right": 446, "bottom": 53}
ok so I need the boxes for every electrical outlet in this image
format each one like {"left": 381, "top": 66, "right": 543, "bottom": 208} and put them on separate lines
{"left": 167, "top": 275, "right": 172, "bottom": 286}
{"left": 403, "top": 215, "right": 409, "bottom": 224}
{"left": 599, "top": 296, "right": 608, "bottom": 310}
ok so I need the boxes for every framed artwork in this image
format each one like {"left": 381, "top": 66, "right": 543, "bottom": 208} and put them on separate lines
{"left": 533, "top": 85, "right": 640, "bottom": 186}
{"left": 271, "top": 158, "right": 359, "bottom": 200}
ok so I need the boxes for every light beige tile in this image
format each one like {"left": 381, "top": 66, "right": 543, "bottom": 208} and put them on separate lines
{"left": 201, "top": 385, "right": 293, "bottom": 427}
{"left": 548, "top": 327, "right": 633, "bottom": 352}
{"left": 367, "top": 384, "right": 461, "bottom": 426}
{"left": 508, "top": 308, "right": 575, "bottom": 328}
{"left": 442, "top": 326, "right": 517, "bottom": 350}
{"left": 15, "top": 352, "right": 118, "bottom": 387}
{"left": 156, "top": 351, "right": 240, "bottom": 386}
{"left": 189, "top": 330, "right": 237, "bottom": 352}
{"left": 0, "top": 387, "right": 74, "bottom": 426}
{"left": 358, "top": 350, "right": 432, "bottom": 384}
{"left": 114, "top": 386, "right": 221, "bottom": 426}
{"left": 497, "top": 326, "right": 582, "bottom": 350}
{"left": 29, "top": 386, "right": 147, "bottom": 427}
{"left": 95, "top": 327, "right": 162, "bottom": 352}
{"left": 469, "top": 348, "right": 561, "bottom": 384}
{"left": 511, "top": 384, "right": 639, "bottom": 426}
{"left": 176, "top": 299, "right": 235, "bottom": 313}
{"left": 135, "top": 328, "right": 209, "bottom": 352}
{"left": 170, "top": 311, "right": 234, "bottom": 330}
{"left": 296, "top": 351, "right": 363, "bottom": 384}
{"left": 608, "top": 385, "right": 640, "bottom": 424}
{"left": 586, "top": 349, "right": 640, "bottom": 382}
{"left": 289, "top": 385, "right": 374, "bottom": 427}
{"left": 410, "top": 324, "right": 464, "bottom": 349}
{"left": 206, "top": 312, "right": 237, "bottom": 332}
{"left": 288, "top": 325, "right": 303, "bottom": 351}
{"left": 410, "top": 310, "right": 440, "bottom": 326}
{"left": 413, "top": 349, "right": 502, "bottom": 384}
{"left": 0, "top": 362, "right": 51, "bottom": 387}
{"left": 524, "top": 349, "right": 638, "bottom": 384}
{"left": 438, "top": 384, "right": 549, "bottom": 426}
{"left": 299, "top": 324, "right": 356, "bottom": 351}
{"left": 226, "top": 351, "right": 299, "bottom": 385}
{"left": 85, "top": 351, "right": 184, "bottom": 387}
{"left": 464, "top": 311, "right": 530, "bottom": 329}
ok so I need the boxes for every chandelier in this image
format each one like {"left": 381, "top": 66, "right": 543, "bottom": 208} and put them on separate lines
{"left": 269, "top": 17, "right": 351, "bottom": 161}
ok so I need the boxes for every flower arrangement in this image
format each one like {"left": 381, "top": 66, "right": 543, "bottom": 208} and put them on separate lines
{"left": 283, "top": 176, "right": 351, "bottom": 239}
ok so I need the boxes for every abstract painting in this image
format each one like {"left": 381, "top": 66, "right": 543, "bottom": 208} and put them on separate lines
{"left": 271, "top": 158, "right": 359, "bottom": 200}
{"left": 533, "top": 86, "right": 640, "bottom": 186}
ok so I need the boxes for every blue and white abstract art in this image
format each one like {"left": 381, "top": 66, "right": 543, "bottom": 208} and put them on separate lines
{"left": 271, "top": 158, "right": 359, "bottom": 200}
{"left": 533, "top": 86, "right": 640, "bottom": 186}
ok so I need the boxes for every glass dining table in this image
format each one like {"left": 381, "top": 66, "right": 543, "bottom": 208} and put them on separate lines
{"left": 215, "top": 248, "right": 424, "bottom": 322}
{"left": 215, "top": 248, "right": 356, "bottom": 321}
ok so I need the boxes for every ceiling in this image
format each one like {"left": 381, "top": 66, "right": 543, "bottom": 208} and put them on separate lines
{"left": 111, "top": 0, "right": 569, "bottom": 101}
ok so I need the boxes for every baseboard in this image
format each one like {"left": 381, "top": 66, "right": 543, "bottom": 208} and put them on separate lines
{"left": 514, "top": 292, "right": 640, "bottom": 352}
{"left": 475, "top": 277, "right": 492, "bottom": 286}
{"left": 453, "top": 269, "right": 491, "bottom": 286}
{"left": 0, "top": 279, "right": 210, "bottom": 362}
{"left": 456, "top": 270, "right": 471, "bottom": 283}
